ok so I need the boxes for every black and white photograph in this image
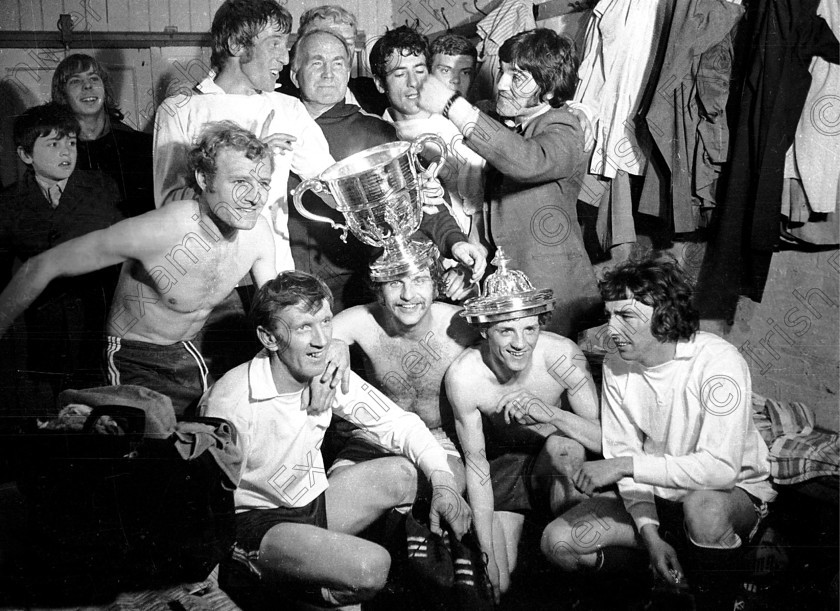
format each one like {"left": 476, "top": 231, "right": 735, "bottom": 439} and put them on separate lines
{"left": 0, "top": 1, "right": 837, "bottom": 609}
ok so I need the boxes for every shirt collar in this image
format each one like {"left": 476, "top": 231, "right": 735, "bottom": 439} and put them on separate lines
{"left": 34, "top": 175, "right": 68, "bottom": 204}
{"left": 505, "top": 102, "right": 551, "bottom": 132}
{"left": 248, "top": 348, "right": 303, "bottom": 402}
{"left": 196, "top": 76, "right": 225, "bottom": 94}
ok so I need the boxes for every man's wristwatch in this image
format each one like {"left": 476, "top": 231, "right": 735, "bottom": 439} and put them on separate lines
{"left": 442, "top": 91, "right": 462, "bottom": 119}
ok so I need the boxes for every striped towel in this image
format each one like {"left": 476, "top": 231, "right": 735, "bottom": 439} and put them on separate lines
{"left": 751, "top": 393, "right": 840, "bottom": 485}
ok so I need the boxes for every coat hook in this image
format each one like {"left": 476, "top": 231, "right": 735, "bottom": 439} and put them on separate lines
{"left": 434, "top": 6, "right": 452, "bottom": 31}
{"left": 467, "top": 0, "right": 488, "bottom": 16}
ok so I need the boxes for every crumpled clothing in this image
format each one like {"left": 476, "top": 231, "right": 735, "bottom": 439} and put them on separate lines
{"left": 174, "top": 421, "right": 243, "bottom": 490}
{"left": 36, "top": 406, "right": 141, "bottom": 437}
{"left": 58, "top": 384, "right": 177, "bottom": 438}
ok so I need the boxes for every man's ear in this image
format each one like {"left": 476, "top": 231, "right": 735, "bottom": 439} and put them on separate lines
{"left": 17, "top": 147, "right": 33, "bottom": 166}
{"left": 290, "top": 65, "right": 299, "bottom": 88}
{"left": 479, "top": 329, "right": 488, "bottom": 340}
{"left": 195, "top": 170, "right": 208, "bottom": 193}
{"left": 373, "top": 75, "right": 386, "bottom": 95}
{"left": 227, "top": 35, "right": 245, "bottom": 58}
{"left": 257, "top": 324, "right": 278, "bottom": 351}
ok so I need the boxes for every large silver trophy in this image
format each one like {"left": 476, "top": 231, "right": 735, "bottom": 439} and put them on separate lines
{"left": 293, "top": 134, "right": 447, "bottom": 281}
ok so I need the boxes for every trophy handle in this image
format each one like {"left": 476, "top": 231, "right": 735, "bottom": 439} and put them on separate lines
{"left": 292, "top": 178, "right": 350, "bottom": 242}
{"left": 409, "top": 133, "right": 448, "bottom": 180}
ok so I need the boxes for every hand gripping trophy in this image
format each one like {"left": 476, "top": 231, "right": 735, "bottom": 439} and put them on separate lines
{"left": 293, "top": 134, "right": 447, "bottom": 282}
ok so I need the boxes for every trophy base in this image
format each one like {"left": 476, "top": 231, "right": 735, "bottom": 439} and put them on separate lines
{"left": 369, "top": 239, "right": 440, "bottom": 283}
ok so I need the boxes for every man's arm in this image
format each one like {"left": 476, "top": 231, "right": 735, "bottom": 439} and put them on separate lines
{"left": 544, "top": 339, "right": 601, "bottom": 453}
{"left": 594, "top": 356, "right": 659, "bottom": 528}
{"left": 416, "top": 207, "right": 487, "bottom": 282}
{"left": 580, "top": 356, "right": 682, "bottom": 584}
{"left": 447, "top": 366, "right": 502, "bottom": 603}
{"left": 0, "top": 213, "right": 157, "bottom": 337}
{"left": 334, "top": 372, "right": 471, "bottom": 537}
{"left": 152, "top": 97, "right": 196, "bottom": 207}
{"left": 249, "top": 217, "right": 278, "bottom": 287}
{"left": 331, "top": 306, "right": 366, "bottom": 347}
{"left": 418, "top": 75, "right": 583, "bottom": 184}
{"left": 287, "top": 99, "right": 335, "bottom": 179}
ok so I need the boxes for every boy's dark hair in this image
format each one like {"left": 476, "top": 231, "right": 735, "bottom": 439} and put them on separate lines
{"left": 429, "top": 34, "right": 477, "bottom": 64}
{"left": 251, "top": 270, "right": 334, "bottom": 330}
{"left": 51, "top": 53, "right": 124, "bottom": 121}
{"left": 211, "top": 0, "right": 293, "bottom": 71}
{"left": 599, "top": 254, "right": 699, "bottom": 342}
{"left": 14, "top": 103, "right": 80, "bottom": 156}
{"left": 369, "top": 25, "right": 429, "bottom": 84}
{"left": 187, "top": 121, "right": 271, "bottom": 191}
{"left": 498, "top": 29, "right": 578, "bottom": 107}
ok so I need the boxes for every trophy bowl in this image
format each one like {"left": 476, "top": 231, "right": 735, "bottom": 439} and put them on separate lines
{"left": 293, "top": 133, "right": 447, "bottom": 280}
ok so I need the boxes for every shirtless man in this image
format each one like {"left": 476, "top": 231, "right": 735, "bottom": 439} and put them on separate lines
{"left": 330, "top": 257, "right": 479, "bottom": 492}
{"left": 0, "top": 122, "right": 346, "bottom": 414}
{"left": 445, "top": 261, "right": 601, "bottom": 602}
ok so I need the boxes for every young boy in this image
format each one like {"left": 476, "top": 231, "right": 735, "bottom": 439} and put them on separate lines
{"left": 0, "top": 102, "right": 124, "bottom": 395}
{"left": 429, "top": 33, "right": 478, "bottom": 101}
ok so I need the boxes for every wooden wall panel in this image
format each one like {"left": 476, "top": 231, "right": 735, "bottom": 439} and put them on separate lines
{"left": 65, "top": 0, "right": 109, "bottom": 32}
{"left": 0, "top": 0, "right": 22, "bottom": 31}
{"left": 8, "top": 0, "right": 396, "bottom": 35}
{"left": 40, "top": 0, "right": 64, "bottom": 34}
{"left": 19, "top": 0, "right": 44, "bottom": 30}
{"left": 187, "top": 0, "right": 213, "bottom": 32}
{"left": 149, "top": 0, "right": 169, "bottom": 31}
{"left": 106, "top": 0, "right": 130, "bottom": 31}
{"left": 126, "top": 0, "right": 151, "bottom": 31}
{"left": 169, "top": 0, "right": 192, "bottom": 32}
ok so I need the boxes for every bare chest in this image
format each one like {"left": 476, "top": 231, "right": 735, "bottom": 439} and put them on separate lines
{"left": 361, "top": 331, "right": 463, "bottom": 420}
{"left": 139, "top": 237, "right": 249, "bottom": 312}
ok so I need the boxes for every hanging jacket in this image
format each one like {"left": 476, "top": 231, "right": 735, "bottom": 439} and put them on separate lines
{"left": 638, "top": 0, "right": 744, "bottom": 233}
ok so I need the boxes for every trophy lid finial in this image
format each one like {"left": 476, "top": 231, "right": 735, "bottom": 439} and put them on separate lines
{"left": 461, "top": 251, "right": 555, "bottom": 324}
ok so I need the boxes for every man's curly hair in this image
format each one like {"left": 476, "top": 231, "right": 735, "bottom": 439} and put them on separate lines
{"left": 498, "top": 28, "right": 578, "bottom": 107}
{"left": 369, "top": 25, "right": 429, "bottom": 84}
{"left": 187, "top": 121, "right": 271, "bottom": 192}
{"left": 600, "top": 255, "right": 699, "bottom": 342}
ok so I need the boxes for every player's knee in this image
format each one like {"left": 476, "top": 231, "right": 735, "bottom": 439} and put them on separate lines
{"left": 353, "top": 545, "right": 392, "bottom": 595}
{"left": 544, "top": 435, "right": 585, "bottom": 471}
{"left": 540, "top": 520, "right": 583, "bottom": 571}
{"left": 385, "top": 457, "right": 419, "bottom": 506}
{"left": 683, "top": 492, "right": 737, "bottom": 547}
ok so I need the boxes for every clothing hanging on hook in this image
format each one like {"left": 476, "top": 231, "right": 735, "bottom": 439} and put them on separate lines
{"left": 474, "top": 0, "right": 536, "bottom": 101}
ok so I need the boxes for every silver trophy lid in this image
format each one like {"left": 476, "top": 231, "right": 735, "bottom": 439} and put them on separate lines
{"left": 369, "top": 238, "right": 440, "bottom": 283}
{"left": 460, "top": 248, "right": 555, "bottom": 323}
